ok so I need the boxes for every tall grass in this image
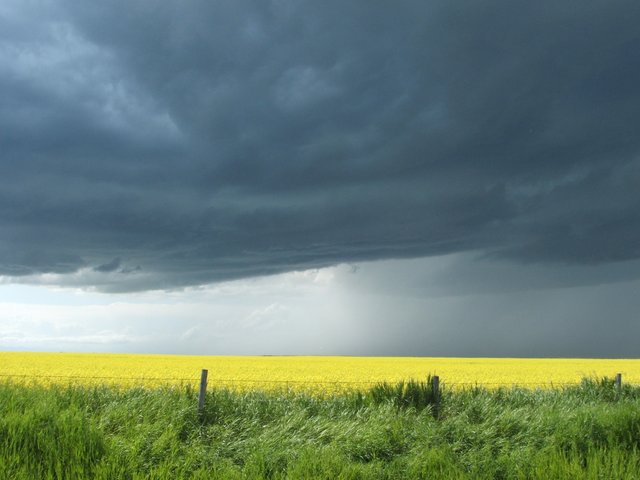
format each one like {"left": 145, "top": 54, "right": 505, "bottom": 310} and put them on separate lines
{"left": 0, "top": 377, "right": 639, "bottom": 479}
{"left": 367, "top": 375, "right": 439, "bottom": 413}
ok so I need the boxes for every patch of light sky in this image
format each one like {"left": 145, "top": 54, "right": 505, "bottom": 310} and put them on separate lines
{"left": 0, "top": 263, "right": 358, "bottom": 354}
{"left": 2, "top": 253, "right": 640, "bottom": 357}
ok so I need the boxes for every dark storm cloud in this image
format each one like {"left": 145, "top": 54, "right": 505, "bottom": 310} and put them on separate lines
{"left": 1, "top": 0, "right": 640, "bottom": 291}
{"left": 93, "top": 257, "right": 122, "bottom": 273}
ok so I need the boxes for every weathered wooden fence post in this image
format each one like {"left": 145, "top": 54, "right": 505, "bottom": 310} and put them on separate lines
{"left": 432, "top": 375, "right": 440, "bottom": 418}
{"left": 615, "top": 373, "right": 622, "bottom": 392}
{"left": 198, "top": 369, "right": 208, "bottom": 415}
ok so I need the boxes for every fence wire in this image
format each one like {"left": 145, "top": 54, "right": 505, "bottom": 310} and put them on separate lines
{"left": 0, "top": 373, "right": 619, "bottom": 391}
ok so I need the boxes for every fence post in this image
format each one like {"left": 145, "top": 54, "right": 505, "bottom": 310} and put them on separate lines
{"left": 432, "top": 375, "right": 440, "bottom": 418}
{"left": 615, "top": 373, "right": 622, "bottom": 392}
{"left": 198, "top": 369, "right": 208, "bottom": 415}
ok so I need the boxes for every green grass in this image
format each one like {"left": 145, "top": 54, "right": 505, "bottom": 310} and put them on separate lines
{"left": 1, "top": 378, "right": 640, "bottom": 479}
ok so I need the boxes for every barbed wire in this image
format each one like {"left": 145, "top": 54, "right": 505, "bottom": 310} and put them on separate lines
{"left": 0, "top": 374, "right": 389, "bottom": 386}
{"left": 0, "top": 373, "right": 195, "bottom": 381}
{"left": 0, "top": 373, "right": 618, "bottom": 389}
{"left": 447, "top": 381, "right": 584, "bottom": 385}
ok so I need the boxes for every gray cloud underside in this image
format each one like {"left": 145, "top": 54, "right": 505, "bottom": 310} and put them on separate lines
{"left": 2, "top": 0, "right": 640, "bottom": 291}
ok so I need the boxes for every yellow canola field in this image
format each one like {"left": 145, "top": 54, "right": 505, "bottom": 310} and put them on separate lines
{"left": 0, "top": 352, "right": 638, "bottom": 393}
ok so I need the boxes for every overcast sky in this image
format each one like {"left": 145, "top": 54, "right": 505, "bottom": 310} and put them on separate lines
{"left": 1, "top": 0, "right": 639, "bottom": 357}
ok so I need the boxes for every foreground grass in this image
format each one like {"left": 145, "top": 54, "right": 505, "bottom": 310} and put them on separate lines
{"left": 1, "top": 378, "right": 639, "bottom": 479}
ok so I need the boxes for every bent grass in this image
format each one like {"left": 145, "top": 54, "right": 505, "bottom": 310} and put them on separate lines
{"left": 1, "top": 377, "right": 640, "bottom": 478}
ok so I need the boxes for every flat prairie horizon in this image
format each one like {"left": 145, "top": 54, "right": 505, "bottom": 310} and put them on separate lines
{"left": 1, "top": 352, "right": 639, "bottom": 392}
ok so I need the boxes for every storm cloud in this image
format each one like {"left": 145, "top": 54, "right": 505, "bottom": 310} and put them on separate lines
{"left": 2, "top": 0, "right": 640, "bottom": 292}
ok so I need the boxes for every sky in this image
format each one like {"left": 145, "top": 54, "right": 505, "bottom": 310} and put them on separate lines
{"left": 1, "top": 0, "right": 640, "bottom": 357}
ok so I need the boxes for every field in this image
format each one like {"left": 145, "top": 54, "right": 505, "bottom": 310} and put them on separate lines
{"left": 1, "top": 352, "right": 639, "bottom": 392}
{"left": 2, "top": 353, "right": 640, "bottom": 479}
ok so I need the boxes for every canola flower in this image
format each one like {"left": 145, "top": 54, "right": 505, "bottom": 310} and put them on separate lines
{"left": 0, "top": 352, "right": 638, "bottom": 394}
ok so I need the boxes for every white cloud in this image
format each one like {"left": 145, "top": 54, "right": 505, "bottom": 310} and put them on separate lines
{"left": 0, "top": 264, "right": 356, "bottom": 354}
{"left": 3, "top": 255, "right": 640, "bottom": 357}
{"left": 242, "top": 303, "right": 289, "bottom": 330}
